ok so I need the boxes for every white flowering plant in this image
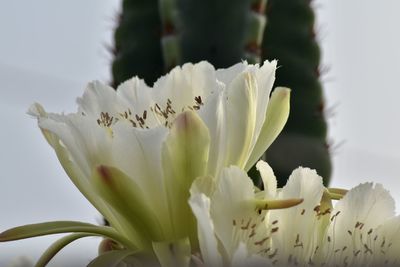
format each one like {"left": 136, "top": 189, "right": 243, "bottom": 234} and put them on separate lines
{"left": 0, "top": 60, "right": 399, "bottom": 267}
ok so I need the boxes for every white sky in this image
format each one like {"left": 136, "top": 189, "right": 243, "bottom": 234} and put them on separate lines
{"left": 0, "top": 0, "right": 399, "bottom": 265}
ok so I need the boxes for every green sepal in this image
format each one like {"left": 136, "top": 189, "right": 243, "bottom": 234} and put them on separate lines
{"left": 92, "top": 165, "right": 163, "bottom": 249}
{"left": 161, "top": 110, "right": 210, "bottom": 245}
{"left": 0, "top": 221, "right": 133, "bottom": 249}
{"left": 246, "top": 87, "right": 291, "bottom": 172}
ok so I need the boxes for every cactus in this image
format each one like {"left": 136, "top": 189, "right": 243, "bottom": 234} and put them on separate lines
{"left": 261, "top": 0, "right": 331, "bottom": 186}
{"left": 112, "top": 0, "right": 164, "bottom": 87}
{"left": 111, "top": 0, "right": 331, "bottom": 186}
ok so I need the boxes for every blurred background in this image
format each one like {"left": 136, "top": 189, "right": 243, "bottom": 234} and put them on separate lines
{"left": 0, "top": 0, "right": 399, "bottom": 265}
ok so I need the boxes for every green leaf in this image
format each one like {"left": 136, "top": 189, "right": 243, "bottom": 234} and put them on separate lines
{"left": 0, "top": 221, "right": 134, "bottom": 249}
{"left": 35, "top": 233, "right": 90, "bottom": 267}
{"left": 0, "top": 221, "right": 91, "bottom": 241}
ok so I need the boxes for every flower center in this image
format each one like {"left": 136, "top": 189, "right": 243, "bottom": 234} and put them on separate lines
{"left": 95, "top": 95, "right": 205, "bottom": 132}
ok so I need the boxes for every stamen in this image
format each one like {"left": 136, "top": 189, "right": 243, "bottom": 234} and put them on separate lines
{"left": 255, "top": 198, "right": 303, "bottom": 210}
{"left": 254, "top": 236, "right": 269, "bottom": 246}
{"left": 96, "top": 112, "right": 115, "bottom": 137}
{"left": 194, "top": 96, "right": 203, "bottom": 105}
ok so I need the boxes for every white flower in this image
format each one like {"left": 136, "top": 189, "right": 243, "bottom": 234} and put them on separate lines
{"left": 262, "top": 162, "right": 400, "bottom": 267}
{"left": 188, "top": 163, "right": 303, "bottom": 267}
{"left": 26, "top": 61, "right": 290, "bottom": 256}
{"left": 317, "top": 183, "right": 399, "bottom": 267}
{"left": 190, "top": 160, "right": 400, "bottom": 267}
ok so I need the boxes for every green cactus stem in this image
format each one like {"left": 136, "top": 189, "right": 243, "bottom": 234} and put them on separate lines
{"left": 111, "top": 0, "right": 164, "bottom": 87}
{"left": 176, "top": 0, "right": 256, "bottom": 68}
{"left": 262, "top": 0, "right": 331, "bottom": 186}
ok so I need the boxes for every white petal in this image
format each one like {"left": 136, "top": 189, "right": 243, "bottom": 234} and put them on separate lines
{"left": 29, "top": 104, "right": 126, "bottom": 234}
{"left": 251, "top": 60, "right": 277, "bottom": 144}
{"left": 269, "top": 167, "right": 325, "bottom": 265}
{"left": 331, "top": 183, "right": 395, "bottom": 231}
{"left": 214, "top": 60, "right": 277, "bottom": 172}
{"left": 198, "top": 90, "right": 228, "bottom": 178}
{"left": 232, "top": 243, "right": 273, "bottom": 267}
{"left": 111, "top": 123, "right": 171, "bottom": 232}
{"left": 77, "top": 81, "right": 126, "bottom": 117}
{"left": 224, "top": 72, "right": 257, "bottom": 169}
{"left": 38, "top": 114, "right": 112, "bottom": 178}
{"left": 31, "top": 102, "right": 113, "bottom": 183}
{"left": 152, "top": 62, "right": 220, "bottom": 114}
{"left": 210, "top": 166, "right": 255, "bottom": 258}
{"left": 117, "top": 77, "right": 151, "bottom": 107}
{"left": 256, "top": 160, "right": 277, "bottom": 198}
{"left": 188, "top": 194, "right": 223, "bottom": 267}
{"left": 323, "top": 183, "right": 396, "bottom": 265}
{"left": 372, "top": 215, "right": 400, "bottom": 266}
{"left": 215, "top": 61, "right": 248, "bottom": 85}
{"left": 116, "top": 77, "right": 160, "bottom": 127}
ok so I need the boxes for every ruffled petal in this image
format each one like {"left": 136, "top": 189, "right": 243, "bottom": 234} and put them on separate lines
{"left": 323, "top": 183, "right": 396, "bottom": 266}
{"left": 269, "top": 167, "right": 325, "bottom": 265}
{"left": 116, "top": 77, "right": 160, "bottom": 128}
{"left": 77, "top": 81, "right": 126, "bottom": 117}
{"left": 215, "top": 61, "right": 248, "bottom": 85}
{"left": 210, "top": 166, "right": 256, "bottom": 258}
{"left": 152, "top": 62, "right": 220, "bottom": 115}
